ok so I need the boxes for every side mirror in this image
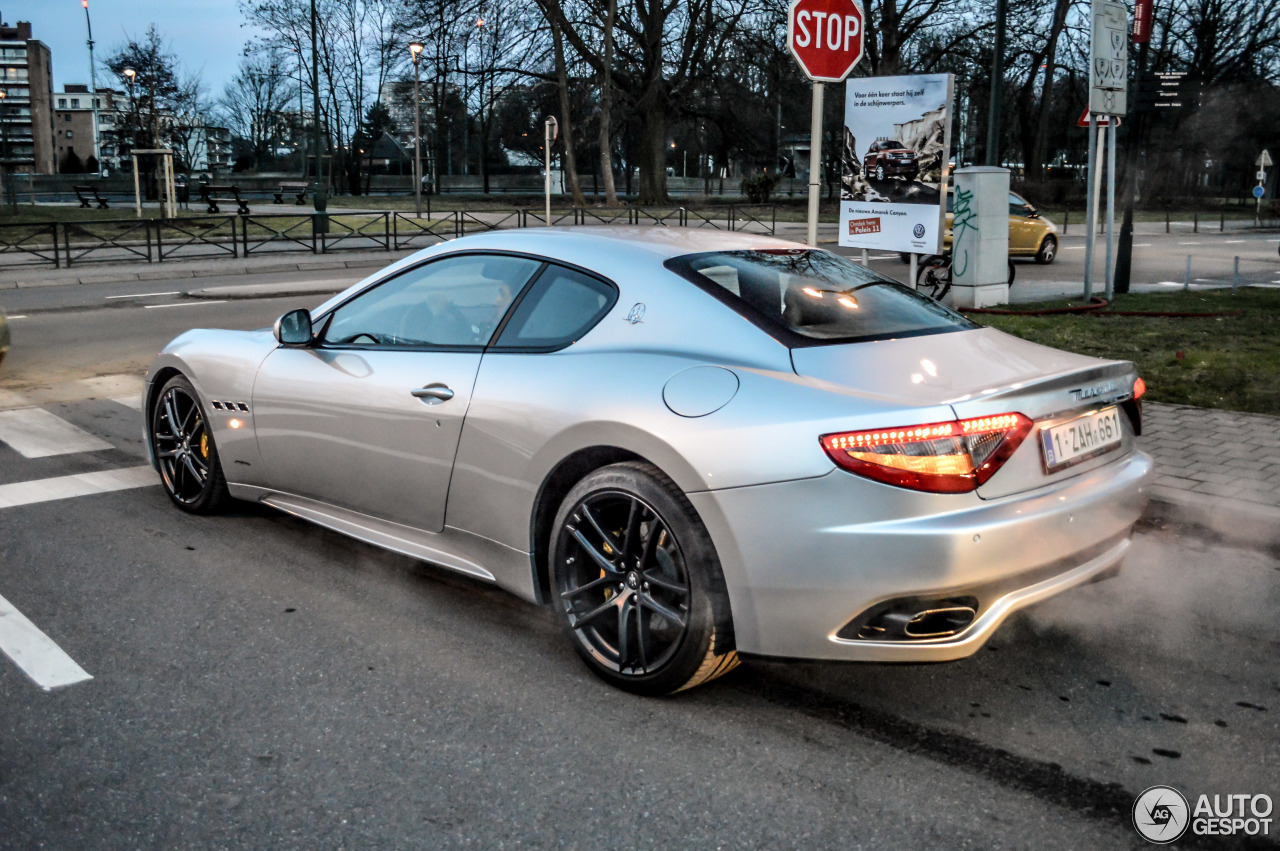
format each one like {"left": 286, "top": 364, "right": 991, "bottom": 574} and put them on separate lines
{"left": 274, "top": 308, "right": 313, "bottom": 346}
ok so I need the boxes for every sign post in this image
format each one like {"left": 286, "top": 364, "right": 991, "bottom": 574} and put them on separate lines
{"left": 1087, "top": 0, "right": 1128, "bottom": 302}
{"left": 787, "top": 0, "right": 865, "bottom": 246}
{"left": 544, "top": 116, "right": 558, "bottom": 227}
{"left": 1256, "top": 149, "right": 1272, "bottom": 227}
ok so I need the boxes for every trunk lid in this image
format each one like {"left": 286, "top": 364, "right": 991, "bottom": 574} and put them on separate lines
{"left": 791, "top": 327, "right": 1139, "bottom": 498}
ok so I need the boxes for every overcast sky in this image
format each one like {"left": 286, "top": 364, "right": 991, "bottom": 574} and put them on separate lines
{"left": 15, "top": 0, "right": 264, "bottom": 96}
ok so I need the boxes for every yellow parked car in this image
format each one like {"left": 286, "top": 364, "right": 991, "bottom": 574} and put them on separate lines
{"left": 903, "top": 191, "right": 1059, "bottom": 264}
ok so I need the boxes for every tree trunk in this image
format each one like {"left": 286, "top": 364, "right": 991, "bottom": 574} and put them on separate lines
{"left": 1029, "top": 0, "right": 1070, "bottom": 178}
{"left": 637, "top": 102, "right": 667, "bottom": 205}
{"left": 551, "top": 20, "right": 587, "bottom": 207}
{"left": 597, "top": 0, "right": 619, "bottom": 204}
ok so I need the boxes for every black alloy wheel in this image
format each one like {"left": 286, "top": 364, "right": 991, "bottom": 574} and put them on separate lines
{"left": 550, "top": 462, "right": 738, "bottom": 695}
{"left": 149, "top": 375, "right": 230, "bottom": 513}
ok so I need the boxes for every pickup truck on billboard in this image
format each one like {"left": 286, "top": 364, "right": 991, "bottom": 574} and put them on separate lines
{"left": 864, "top": 139, "right": 920, "bottom": 182}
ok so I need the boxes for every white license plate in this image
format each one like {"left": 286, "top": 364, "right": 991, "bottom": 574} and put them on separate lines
{"left": 1040, "top": 406, "right": 1123, "bottom": 472}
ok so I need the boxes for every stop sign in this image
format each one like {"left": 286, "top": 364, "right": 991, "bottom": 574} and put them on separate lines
{"left": 787, "top": 0, "right": 866, "bottom": 83}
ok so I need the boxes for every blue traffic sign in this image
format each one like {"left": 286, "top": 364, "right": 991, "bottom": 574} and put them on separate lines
{"left": 1254, "top": 185, "right": 1266, "bottom": 199}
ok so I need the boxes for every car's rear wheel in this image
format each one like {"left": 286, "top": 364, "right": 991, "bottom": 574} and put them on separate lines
{"left": 149, "top": 374, "right": 230, "bottom": 514}
{"left": 1035, "top": 234, "right": 1058, "bottom": 264}
{"left": 550, "top": 462, "right": 738, "bottom": 695}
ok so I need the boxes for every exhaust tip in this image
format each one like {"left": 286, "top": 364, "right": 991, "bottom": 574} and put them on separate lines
{"left": 844, "top": 596, "right": 979, "bottom": 641}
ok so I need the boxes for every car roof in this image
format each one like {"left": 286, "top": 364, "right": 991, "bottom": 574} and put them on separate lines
{"left": 433, "top": 226, "right": 803, "bottom": 267}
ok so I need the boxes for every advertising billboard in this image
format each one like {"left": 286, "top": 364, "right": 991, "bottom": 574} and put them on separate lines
{"left": 839, "top": 73, "right": 953, "bottom": 254}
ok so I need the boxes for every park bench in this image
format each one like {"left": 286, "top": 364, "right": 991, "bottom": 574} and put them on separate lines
{"left": 199, "top": 184, "right": 251, "bottom": 215}
{"left": 273, "top": 181, "right": 309, "bottom": 205}
{"left": 73, "top": 184, "right": 111, "bottom": 210}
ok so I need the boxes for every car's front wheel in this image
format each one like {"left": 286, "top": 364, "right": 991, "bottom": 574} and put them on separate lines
{"left": 1035, "top": 234, "right": 1058, "bottom": 264}
{"left": 149, "top": 374, "right": 230, "bottom": 514}
{"left": 875, "top": 164, "right": 885, "bottom": 181}
{"left": 550, "top": 462, "right": 738, "bottom": 695}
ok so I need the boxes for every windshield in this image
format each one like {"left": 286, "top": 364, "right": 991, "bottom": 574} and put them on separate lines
{"left": 665, "top": 249, "right": 976, "bottom": 346}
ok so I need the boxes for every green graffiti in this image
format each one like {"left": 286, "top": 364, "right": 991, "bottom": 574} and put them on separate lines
{"left": 952, "top": 186, "right": 978, "bottom": 277}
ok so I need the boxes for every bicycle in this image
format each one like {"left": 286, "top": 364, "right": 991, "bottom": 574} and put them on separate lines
{"left": 914, "top": 252, "right": 1016, "bottom": 301}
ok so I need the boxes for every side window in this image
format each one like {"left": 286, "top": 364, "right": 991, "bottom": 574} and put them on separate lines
{"left": 494, "top": 265, "right": 617, "bottom": 350}
{"left": 1009, "top": 193, "right": 1032, "bottom": 217}
{"left": 321, "top": 254, "right": 541, "bottom": 349}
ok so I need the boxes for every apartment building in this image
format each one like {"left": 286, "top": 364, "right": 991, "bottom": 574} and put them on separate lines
{"left": 0, "top": 21, "right": 55, "bottom": 174}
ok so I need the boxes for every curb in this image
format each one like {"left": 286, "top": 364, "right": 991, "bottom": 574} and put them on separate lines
{"left": 188, "top": 281, "right": 352, "bottom": 300}
{"left": 1144, "top": 485, "right": 1280, "bottom": 550}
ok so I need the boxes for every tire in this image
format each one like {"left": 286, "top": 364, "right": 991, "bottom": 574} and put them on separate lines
{"left": 549, "top": 461, "right": 738, "bottom": 696}
{"left": 1007, "top": 259, "right": 1017, "bottom": 285}
{"left": 149, "top": 374, "right": 231, "bottom": 514}
{"left": 916, "top": 255, "right": 951, "bottom": 300}
{"left": 875, "top": 164, "right": 885, "bottom": 181}
{"left": 1035, "top": 235, "right": 1057, "bottom": 264}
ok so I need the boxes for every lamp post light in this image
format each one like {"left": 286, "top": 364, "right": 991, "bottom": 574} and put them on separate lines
{"left": 310, "top": 0, "right": 328, "bottom": 227}
{"left": 82, "top": 0, "right": 102, "bottom": 176}
{"left": 409, "top": 41, "right": 424, "bottom": 217}
{"left": 122, "top": 68, "right": 137, "bottom": 153}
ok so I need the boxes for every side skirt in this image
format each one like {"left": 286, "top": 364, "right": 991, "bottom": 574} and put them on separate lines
{"left": 228, "top": 484, "right": 539, "bottom": 602}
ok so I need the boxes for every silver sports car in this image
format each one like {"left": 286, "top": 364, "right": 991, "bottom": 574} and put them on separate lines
{"left": 145, "top": 228, "right": 1152, "bottom": 695}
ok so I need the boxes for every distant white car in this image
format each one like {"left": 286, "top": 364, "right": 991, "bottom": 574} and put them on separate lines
{"left": 144, "top": 228, "right": 1152, "bottom": 695}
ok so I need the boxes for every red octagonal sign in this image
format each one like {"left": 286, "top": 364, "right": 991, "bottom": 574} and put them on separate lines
{"left": 787, "top": 0, "right": 866, "bottom": 83}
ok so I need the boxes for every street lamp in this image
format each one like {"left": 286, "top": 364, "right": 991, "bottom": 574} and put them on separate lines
{"left": 409, "top": 41, "right": 424, "bottom": 217}
{"left": 310, "top": 0, "right": 328, "bottom": 226}
{"left": 122, "top": 68, "right": 137, "bottom": 154}
{"left": 82, "top": 0, "right": 102, "bottom": 176}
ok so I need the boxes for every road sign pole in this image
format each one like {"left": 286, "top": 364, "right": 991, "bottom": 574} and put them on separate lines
{"left": 1115, "top": 34, "right": 1151, "bottom": 295}
{"left": 806, "top": 81, "right": 824, "bottom": 247}
{"left": 1084, "top": 115, "right": 1098, "bottom": 301}
{"left": 1105, "top": 118, "right": 1117, "bottom": 301}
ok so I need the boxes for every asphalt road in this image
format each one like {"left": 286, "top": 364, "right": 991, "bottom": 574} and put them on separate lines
{"left": 1, "top": 264, "right": 1278, "bottom": 848}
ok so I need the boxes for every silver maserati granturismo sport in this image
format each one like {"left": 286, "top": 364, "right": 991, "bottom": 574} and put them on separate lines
{"left": 145, "top": 227, "right": 1152, "bottom": 695}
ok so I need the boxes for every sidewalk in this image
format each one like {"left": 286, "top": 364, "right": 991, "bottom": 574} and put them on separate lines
{"left": 0, "top": 249, "right": 413, "bottom": 289}
{"left": 1140, "top": 402, "right": 1280, "bottom": 548}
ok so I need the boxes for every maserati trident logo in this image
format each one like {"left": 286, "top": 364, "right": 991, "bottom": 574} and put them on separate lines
{"left": 626, "top": 303, "right": 647, "bottom": 324}
{"left": 1133, "top": 785, "right": 1190, "bottom": 844}
{"left": 1068, "top": 380, "right": 1118, "bottom": 401}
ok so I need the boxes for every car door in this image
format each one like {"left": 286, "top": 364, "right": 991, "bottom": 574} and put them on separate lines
{"left": 251, "top": 252, "right": 543, "bottom": 531}
{"left": 1008, "top": 192, "right": 1040, "bottom": 254}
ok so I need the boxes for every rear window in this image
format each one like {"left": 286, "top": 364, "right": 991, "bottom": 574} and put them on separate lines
{"left": 665, "top": 249, "right": 976, "bottom": 346}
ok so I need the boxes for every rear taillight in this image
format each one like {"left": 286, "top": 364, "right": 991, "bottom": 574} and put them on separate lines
{"left": 1133, "top": 376, "right": 1146, "bottom": 399}
{"left": 820, "top": 413, "right": 1033, "bottom": 493}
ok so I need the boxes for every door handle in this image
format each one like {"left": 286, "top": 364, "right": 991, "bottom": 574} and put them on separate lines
{"left": 411, "top": 383, "right": 454, "bottom": 404}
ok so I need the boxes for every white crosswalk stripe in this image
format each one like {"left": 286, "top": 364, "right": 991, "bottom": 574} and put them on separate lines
{"left": 111, "top": 395, "right": 144, "bottom": 412}
{"left": 0, "top": 408, "right": 113, "bottom": 458}
{"left": 0, "top": 592, "right": 93, "bottom": 690}
{"left": 0, "top": 465, "right": 156, "bottom": 509}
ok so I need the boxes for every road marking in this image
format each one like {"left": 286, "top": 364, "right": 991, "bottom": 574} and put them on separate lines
{"left": 1133, "top": 243, "right": 1151, "bottom": 247}
{"left": 1064, "top": 246, "right": 1085, "bottom": 250}
{"left": 111, "top": 395, "right": 143, "bottom": 411}
{"left": 0, "top": 465, "right": 156, "bottom": 509}
{"left": 7, "top": 315, "right": 27, "bottom": 320}
{"left": 870, "top": 253, "right": 900, "bottom": 260}
{"left": 0, "top": 408, "right": 113, "bottom": 458}
{"left": 1224, "top": 240, "right": 1245, "bottom": 244}
{"left": 143, "top": 300, "right": 226, "bottom": 309}
{"left": 1177, "top": 241, "right": 1200, "bottom": 245}
{"left": 0, "top": 592, "right": 93, "bottom": 690}
{"left": 105, "top": 291, "right": 180, "bottom": 300}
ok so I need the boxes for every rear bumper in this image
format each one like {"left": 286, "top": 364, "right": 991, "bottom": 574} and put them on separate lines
{"left": 688, "top": 449, "right": 1153, "bottom": 662}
